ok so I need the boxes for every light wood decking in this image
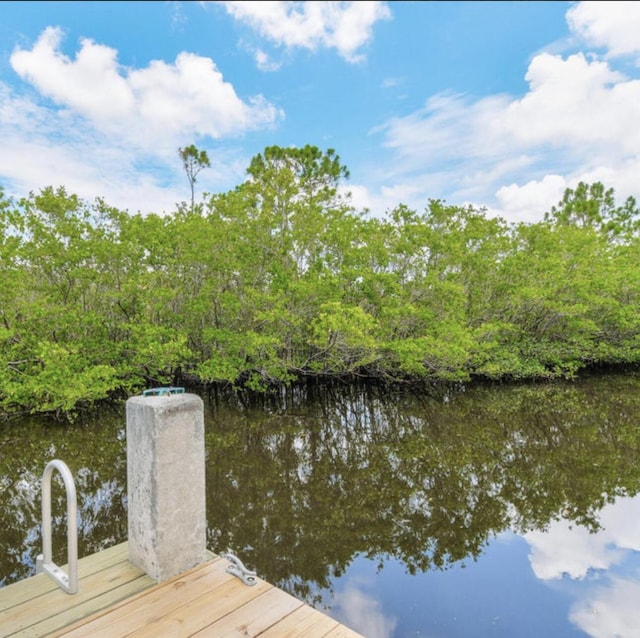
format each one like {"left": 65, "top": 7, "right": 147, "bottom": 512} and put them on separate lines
{"left": 0, "top": 543, "right": 363, "bottom": 637}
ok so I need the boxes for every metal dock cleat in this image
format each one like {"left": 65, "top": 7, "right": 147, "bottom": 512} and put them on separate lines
{"left": 221, "top": 551, "right": 258, "bottom": 586}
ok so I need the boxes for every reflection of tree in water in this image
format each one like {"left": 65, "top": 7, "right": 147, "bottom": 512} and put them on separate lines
{"left": 0, "top": 414, "right": 127, "bottom": 585}
{"left": 204, "top": 374, "right": 640, "bottom": 603}
{"left": 2, "top": 374, "right": 640, "bottom": 602}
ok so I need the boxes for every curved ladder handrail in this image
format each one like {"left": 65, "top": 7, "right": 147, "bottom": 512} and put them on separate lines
{"left": 35, "top": 460, "right": 78, "bottom": 594}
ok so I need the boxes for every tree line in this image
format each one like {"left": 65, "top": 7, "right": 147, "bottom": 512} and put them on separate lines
{"left": 0, "top": 144, "right": 638, "bottom": 417}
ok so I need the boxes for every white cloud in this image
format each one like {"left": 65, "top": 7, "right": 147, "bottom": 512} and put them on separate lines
{"left": 496, "top": 175, "right": 568, "bottom": 224}
{"left": 380, "top": 51, "right": 640, "bottom": 170}
{"left": 524, "top": 495, "right": 640, "bottom": 637}
{"left": 371, "top": 4, "right": 640, "bottom": 224}
{"left": 11, "top": 27, "right": 134, "bottom": 120}
{"left": 505, "top": 52, "right": 639, "bottom": 154}
{"left": 567, "top": 1, "right": 640, "bottom": 59}
{"left": 0, "top": 84, "right": 184, "bottom": 213}
{"left": 2, "top": 26, "right": 282, "bottom": 213}
{"left": 0, "top": 82, "right": 249, "bottom": 214}
{"left": 381, "top": 77, "right": 403, "bottom": 89}
{"left": 525, "top": 496, "right": 640, "bottom": 581}
{"left": 9, "top": 26, "right": 283, "bottom": 152}
{"left": 346, "top": 181, "right": 423, "bottom": 217}
{"left": 378, "top": 92, "right": 514, "bottom": 165}
{"left": 216, "top": 1, "right": 391, "bottom": 63}
{"left": 569, "top": 578, "right": 640, "bottom": 638}
{"left": 526, "top": 520, "right": 624, "bottom": 581}
{"left": 254, "top": 48, "right": 282, "bottom": 72}
{"left": 332, "top": 585, "right": 397, "bottom": 638}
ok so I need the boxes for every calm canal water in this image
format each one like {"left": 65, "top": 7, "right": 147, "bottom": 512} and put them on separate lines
{"left": 2, "top": 372, "right": 640, "bottom": 637}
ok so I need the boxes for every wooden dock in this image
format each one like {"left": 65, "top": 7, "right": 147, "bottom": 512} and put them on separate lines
{"left": 0, "top": 542, "right": 363, "bottom": 637}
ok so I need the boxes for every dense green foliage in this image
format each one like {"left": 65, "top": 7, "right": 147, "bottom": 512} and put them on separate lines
{"left": 0, "top": 145, "right": 639, "bottom": 416}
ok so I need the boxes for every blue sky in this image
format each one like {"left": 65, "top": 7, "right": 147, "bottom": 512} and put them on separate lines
{"left": 1, "top": 1, "right": 639, "bottom": 223}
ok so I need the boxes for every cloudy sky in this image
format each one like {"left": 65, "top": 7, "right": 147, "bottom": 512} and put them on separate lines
{"left": 1, "top": 1, "right": 639, "bottom": 223}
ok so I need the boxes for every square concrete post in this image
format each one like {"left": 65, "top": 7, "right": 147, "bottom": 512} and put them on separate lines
{"left": 126, "top": 392, "right": 207, "bottom": 582}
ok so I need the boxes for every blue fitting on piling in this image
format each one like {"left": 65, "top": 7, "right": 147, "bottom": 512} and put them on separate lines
{"left": 142, "top": 387, "right": 185, "bottom": 397}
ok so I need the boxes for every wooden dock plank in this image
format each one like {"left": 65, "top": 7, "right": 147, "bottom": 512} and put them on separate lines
{"left": 124, "top": 574, "right": 272, "bottom": 637}
{"left": 0, "top": 543, "right": 130, "bottom": 613}
{"left": 10, "top": 577, "right": 151, "bottom": 638}
{"left": 1, "top": 547, "right": 154, "bottom": 638}
{"left": 6, "top": 560, "right": 144, "bottom": 624}
{"left": 51, "top": 558, "right": 235, "bottom": 638}
{"left": 258, "top": 604, "right": 345, "bottom": 638}
{"left": 190, "top": 587, "right": 305, "bottom": 637}
{"left": 0, "top": 572, "right": 55, "bottom": 614}
{"left": 0, "top": 543, "right": 364, "bottom": 638}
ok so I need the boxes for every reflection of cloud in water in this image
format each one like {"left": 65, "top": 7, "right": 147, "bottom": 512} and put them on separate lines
{"left": 526, "top": 522, "right": 624, "bottom": 579}
{"left": 332, "top": 586, "right": 397, "bottom": 638}
{"left": 569, "top": 578, "right": 640, "bottom": 638}
{"left": 523, "top": 495, "right": 640, "bottom": 637}
{"left": 525, "top": 495, "right": 640, "bottom": 580}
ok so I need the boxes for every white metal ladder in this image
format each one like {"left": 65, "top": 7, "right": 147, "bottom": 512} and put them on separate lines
{"left": 35, "top": 460, "right": 79, "bottom": 594}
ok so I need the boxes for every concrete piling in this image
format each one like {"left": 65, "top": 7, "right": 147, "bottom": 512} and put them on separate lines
{"left": 126, "top": 392, "right": 207, "bottom": 582}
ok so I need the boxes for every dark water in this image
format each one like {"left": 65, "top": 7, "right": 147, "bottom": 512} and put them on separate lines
{"left": 2, "top": 373, "right": 640, "bottom": 637}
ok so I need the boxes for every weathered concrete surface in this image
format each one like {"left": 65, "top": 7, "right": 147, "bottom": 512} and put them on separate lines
{"left": 126, "top": 393, "right": 207, "bottom": 582}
